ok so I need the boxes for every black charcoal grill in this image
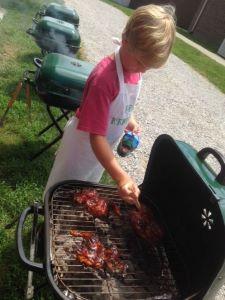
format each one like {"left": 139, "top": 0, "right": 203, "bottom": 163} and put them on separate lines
{"left": 17, "top": 134, "right": 225, "bottom": 299}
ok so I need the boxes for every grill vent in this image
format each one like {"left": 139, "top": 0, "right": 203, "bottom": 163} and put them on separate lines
{"left": 201, "top": 208, "right": 214, "bottom": 230}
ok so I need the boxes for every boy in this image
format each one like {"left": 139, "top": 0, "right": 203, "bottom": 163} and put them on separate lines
{"left": 45, "top": 4, "right": 176, "bottom": 208}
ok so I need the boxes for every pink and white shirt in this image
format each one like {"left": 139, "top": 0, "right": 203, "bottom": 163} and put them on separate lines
{"left": 76, "top": 55, "right": 140, "bottom": 136}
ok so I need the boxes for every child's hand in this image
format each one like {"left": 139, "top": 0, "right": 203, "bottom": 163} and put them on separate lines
{"left": 125, "top": 116, "right": 141, "bottom": 135}
{"left": 118, "top": 178, "right": 141, "bottom": 209}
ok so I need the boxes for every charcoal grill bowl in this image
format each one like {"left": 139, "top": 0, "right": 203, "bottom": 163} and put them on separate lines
{"left": 16, "top": 180, "right": 182, "bottom": 300}
{"left": 43, "top": 180, "right": 182, "bottom": 300}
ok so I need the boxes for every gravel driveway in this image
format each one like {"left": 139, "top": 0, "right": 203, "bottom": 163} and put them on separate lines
{"left": 65, "top": 0, "right": 225, "bottom": 298}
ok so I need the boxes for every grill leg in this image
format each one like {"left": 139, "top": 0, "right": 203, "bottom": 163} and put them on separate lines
{"left": 37, "top": 109, "right": 70, "bottom": 136}
{"left": 25, "top": 204, "right": 39, "bottom": 300}
{"left": 30, "top": 106, "right": 72, "bottom": 160}
{"left": 60, "top": 108, "right": 70, "bottom": 120}
{"left": 46, "top": 105, "right": 63, "bottom": 135}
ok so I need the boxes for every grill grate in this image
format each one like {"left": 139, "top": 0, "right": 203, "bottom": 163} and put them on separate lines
{"left": 49, "top": 183, "right": 180, "bottom": 300}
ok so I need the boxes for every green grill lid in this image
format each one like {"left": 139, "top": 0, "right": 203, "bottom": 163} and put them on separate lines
{"left": 39, "top": 53, "right": 94, "bottom": 91}
{"left": 45, "top": 3, "right": 79, "bottom": 27}
{"left": 34, "top": 16, "right": 81, "bottom": 46}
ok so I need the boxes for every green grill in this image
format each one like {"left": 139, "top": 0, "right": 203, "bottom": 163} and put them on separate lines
{"left": 36, "top": 2, "right": 79, "bottom": 27}
{"left": 27, "top": 16, "right": 81, "bottom": 56}
{"left": 34, "top": 53, "right": 94, "bottom": 109}
{"left": 26, "top": 53, "right": 94, "bottom": 159}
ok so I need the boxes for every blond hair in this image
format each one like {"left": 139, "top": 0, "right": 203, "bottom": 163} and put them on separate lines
{"left": 123, "top": 4, "right": 176, "bottom": 68}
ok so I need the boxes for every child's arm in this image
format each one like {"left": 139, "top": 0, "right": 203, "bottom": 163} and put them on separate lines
{"left": 90, "top": 133, "right": 140, "bottom": 208}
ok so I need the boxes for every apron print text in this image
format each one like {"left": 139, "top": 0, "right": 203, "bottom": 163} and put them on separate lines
{"left": 110, "top": 104, "right": 134, "bottom": 126}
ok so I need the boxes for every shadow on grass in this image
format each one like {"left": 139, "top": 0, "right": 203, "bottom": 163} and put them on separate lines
{"left": 0, "top": 238, "right": 28, "bottom": 300}
{"left": 0, "top": 225, "right": 54, "bottom": 300}
{"left": 0, "top": 139, "right": 55, "bottom": 187}
{"left": 17, "top": 51, "right": 43, "bottom": 67}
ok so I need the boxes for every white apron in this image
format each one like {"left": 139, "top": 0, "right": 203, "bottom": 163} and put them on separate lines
{"left": 44, "top": 47, "right": 142, "bottom": 194}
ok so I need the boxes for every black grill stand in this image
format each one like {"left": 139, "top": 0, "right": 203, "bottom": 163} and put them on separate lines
{"left": 30, "top": 105, "right": 72, "bottom": 160}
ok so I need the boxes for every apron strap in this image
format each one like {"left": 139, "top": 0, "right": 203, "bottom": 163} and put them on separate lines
{"left": 114, "top": 47, "right": 125, "bottom": 90}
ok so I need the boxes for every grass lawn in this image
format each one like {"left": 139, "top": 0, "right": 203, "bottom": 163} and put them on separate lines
{"left": 0, "top": 0, "right": 69, "bottom": 299}
{"left": 173, "top": 38, "right": 225, "bottom": 93}
{"left": 0, "top": 1, "right": 115, "bottom": 299}
{"left": 102, "top": 0, "right": 225, "bottom": 94}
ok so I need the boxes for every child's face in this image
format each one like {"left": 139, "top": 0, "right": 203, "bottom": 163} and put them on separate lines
{"left": 120, "top": 40, "right": 152, "bottom": 73}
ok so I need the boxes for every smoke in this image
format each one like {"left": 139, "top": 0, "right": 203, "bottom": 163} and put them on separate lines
{"left": 33, "top": 27, "right": 78, "bottom": 58}
{"left": 54, "top": 31, "right": 78, "bottom": 57}
{"left": 35, "top": 22, "right": 80, "bottom": 57}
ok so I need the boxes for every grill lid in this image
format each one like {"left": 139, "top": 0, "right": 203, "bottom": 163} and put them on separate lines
{"left": 45, "top": 3, "right": 79, "bottom": 27}
{"left": 35, "top": 53, "right": 94, "bottom": 93}
{"left": 29, "top": 16, "right": 81, "bottom": 48}
{"left": 141, "top": 134, "right": 225, "bottom": 298}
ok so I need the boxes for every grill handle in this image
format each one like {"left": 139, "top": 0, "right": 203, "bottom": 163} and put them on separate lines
{"left": 26, "top": 28, "right": 34, "bottom": 36}
{"left": 197, "top": 147, "right": 225, "bottom": 185}
{"left": 17, "top": 204, "right": 44, "bottom": 272}
{"left": 33, "top": 58, "right": 42, "bottom": 68}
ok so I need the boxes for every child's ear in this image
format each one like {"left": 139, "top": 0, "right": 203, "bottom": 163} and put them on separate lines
{"left": 121, "top": 39, "right": 131, "bottom": 52}
{"left": 121, "top": 38, "right": 128, "bottom": 47}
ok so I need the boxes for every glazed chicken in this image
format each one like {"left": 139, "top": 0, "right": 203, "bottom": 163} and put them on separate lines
{"left": 129, "top": 205, "right": 163, "bottom": 245}
{"left": 71, "top": 230, "right": 127, "bottom": 276}
{"left": 76, "top": 235, "right": 106, "bottom": 269}
{"left": 75, "top": 189, "right": 98, "bottom": 204}
{"left": 70, "top": 229, "right": 94, "bottom": 239}
{"left": 74, "top": 189, "right": 109, "bottom": 217}
{"left": 105, "top": 245, "right": 127, "bottom": 275}
{"left": 74, "top": 189, "right": 121, "bottom": 218}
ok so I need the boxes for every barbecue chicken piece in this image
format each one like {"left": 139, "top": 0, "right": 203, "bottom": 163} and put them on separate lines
{"left": 106, "top": 258, "right": 128, "bottom": 275}
{"left": 74, "top": 189, "right": 108, "bottom": 217}
{"left": 129, "top": 205, "right": 163, "bottom": 245}
{"left": 86, "top": 197, "right": 109, "bottom": 218}
{"left": 74, "top": 188, "right": 121, "bottom": 218}
{"left": 71, "top": 230, "right": 127, "bottom": 276}
{"left": 70, "top": 229, "right": 94, "bottom": 239}
{"left": 75, "top": 189, "right": 98, "bottom": 204}
{"left": 76, "top": 235, "right": 105, "bottom": 269}
{"left": 104, "top": 245, "right": 127, "bottom": 274}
